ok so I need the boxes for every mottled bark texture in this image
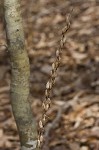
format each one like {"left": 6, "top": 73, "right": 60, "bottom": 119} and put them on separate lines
{"left": 0, "top": 1, "right": 3, "bottom": 22}
{"left": 4, "top": 0, "right": 38, "bottom": 149}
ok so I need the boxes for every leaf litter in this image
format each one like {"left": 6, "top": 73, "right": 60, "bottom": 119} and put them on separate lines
{"left": 0, "top": 0, "right": 99, "bottom": 149}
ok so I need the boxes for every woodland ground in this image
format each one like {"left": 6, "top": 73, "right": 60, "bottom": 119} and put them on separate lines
{"left": 0, "top": 0, "right": 99, "bottom": 150}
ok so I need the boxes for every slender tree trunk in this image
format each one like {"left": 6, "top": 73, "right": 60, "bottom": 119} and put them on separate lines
{"left": 4, "top": 0, "right": 38, "bottom": 149}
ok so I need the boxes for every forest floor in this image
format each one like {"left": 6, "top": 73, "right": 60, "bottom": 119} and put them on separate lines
{"left": 0, "top": 0, "right": 99, "bottom": 150}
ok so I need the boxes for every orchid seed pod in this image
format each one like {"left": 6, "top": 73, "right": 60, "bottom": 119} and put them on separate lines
{"left": 39, "top": 135, "right": 44, "bottom": 143}
{"left": 56, "top": 49, "right": 60, "bottom": 57}
{"left": 52, "top": 62, "right": 56, "bottom": 70}
{"left": 45, "top": 104, "right": 50, "bottom": 111}
{"left": 39, "top": 120, "right": 43, "bottom": 129}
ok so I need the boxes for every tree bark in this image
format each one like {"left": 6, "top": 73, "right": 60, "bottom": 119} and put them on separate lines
{"left": 4, "top": 0, "right": 38, "bottom": 149}
{"left": 0, "top": 1, "right": 3, "bottom": 22}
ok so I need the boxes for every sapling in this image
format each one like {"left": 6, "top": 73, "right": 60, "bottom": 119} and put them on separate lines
{"left": 4, "top": 0, "right": 38, "bottom": 149}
